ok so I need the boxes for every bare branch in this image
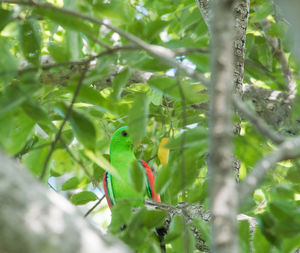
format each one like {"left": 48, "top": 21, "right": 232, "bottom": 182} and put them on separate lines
{"left": 261, "top": 19, "right": 297, "bottom": 103}
{"left": 239, "top": 137, "right": 300, "bottom": 203}
{"left": 19, "top": 46, "right": 138, "bottom": 74}
{"left": 173, "top": 47, "right": 210, "bottom": 56}
{"left": 84, "top": 195, "right": 105, "bottom": 218}
{"left": 232, "top": 95, "right": 285, "bottom": 144}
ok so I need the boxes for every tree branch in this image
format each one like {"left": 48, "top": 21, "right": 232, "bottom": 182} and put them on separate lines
{"left": 239, "top": 137, "right": 300, "bottom": 203}
{"left": 260, "top": 19, "right": 297, "bottom": 103}
{"left": 40, "top": 64, "right": 89, "bottom": 180}
{"left": 232, "top": 95, "right": 285, "bottom": 144}
{"left": 196, "top": 0, "right": 250, "bottom": 94}
{"left": 209, "top": 0, "right": 237, "bottom": 252}
{"left": 0, "top": 152, "right": 132, "bottom": 253}
{"left": 18, "top": 46, "right": 138, "bottom": 74}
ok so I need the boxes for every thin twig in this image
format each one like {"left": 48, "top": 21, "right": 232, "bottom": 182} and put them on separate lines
{"left": 146, "top": 154, "right": 157, "bottom": 163}
{"left": 177, "top": 75, "right": 187, "bottom": 201}
{"left": 48, "top": 182, "right": 57, "bottom": 192}
{"left": 39, "top": 64, "right": 89, "bottom": 180}
{"left": 18, "top": 46, "right": 137, "bottom": 74}
{"left": 84, "top": 195, "right": 105, "bottom": 218}
{"left": 173, "top": 47, "right": 210, "bottom": 56}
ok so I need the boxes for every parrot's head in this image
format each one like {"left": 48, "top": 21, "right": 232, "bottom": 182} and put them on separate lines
{"left": 109, "top": 126, "right": 133, "bottom": 154}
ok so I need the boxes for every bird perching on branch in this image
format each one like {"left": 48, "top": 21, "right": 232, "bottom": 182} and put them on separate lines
{"left": 103, "top": 126, "right": 160, "bottom": 208}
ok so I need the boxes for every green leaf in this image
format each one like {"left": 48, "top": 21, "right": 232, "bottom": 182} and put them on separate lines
{"left": 286, "top": 167, "right": 300, "bottom": 183}
{"left": 141, "top": 209, "right": 168, "bottom": 229}
{"left": 128, "top": 92, "right": 149, "bottom": 145}
{"left": 18, "top": 18, "right": 41, "bottom": 66}
{"left": 85, "top": 150, "right": 119, "bottom": 178}
{"left": 239, "top": 220, "right": 250, "bottom": 253}
{"left": 0, "top": 37, "right": 19, "bottom": 86}
{"left": 34, "top": 8, "right": 96, "bottom": 37}
{"left": 149, "top": 76, "right": 208, "bottom": 105}
{"left": 0, "top": 110, "right": 35, "bottom": 155}
{"left": 129, "top": 160, "right": 146, "bottom": 193}
{"left": 257, "top": 212, "right": 281, "bottom": 247}
{"left": 62, "top": 176, "right": 80, "bottom": 190}
{"left": 154, "top": 164, "right": 171, "bottom": 194}
{"left": 269, "top": 200, "right": 296, "bottom": 220}
{"left": 22, "top": 101, "right": 56, "bottom": 134}
{"left": 112, "top": 68, "right": 131, "bottom": 101}
{"left": 0, "top": 8, "right": 12, "bottom": 31}
{"left": 252, "top": 2, "right": 273, "bottom": 23}
{"left": 70, "top": 191, "right": 98, "bottom": 205}
{"left": 267, "top": 22, "right": 287, "bottom": 38}
{"left": 109, "top": 201, "right": 133, "bottom": 234}
{"left": 55, "top": 104, "right": 96, "bottom": 150}
{"left": 0, "top": 85, "right": 27, "bottom": 115}
{"left": 48, "top": 42, "right": 71, "bottom": 62}
{"left": 167, "top": 127, "right": 208, "bottom": 149}
{"left": 92, "top": 0, "right": 135, "bottom": 24}
{"left": 253, "top": 226, "right": 271, "bottom": 253}
{"left": 22, "top": 141, "right": 50, "bottom": 177}
{"left": 70, "top": 111, "right": 96, "bottom": 150}
{"left": 167, "top": 222, "right": 196, "bottom": 253}
{"left": 93, "top": 163, "right": 105, "bottom": 182}
{"left": 51, "top": 149, "right": 74, "bottom": 175}
{"left": 193, "top": 218, "right": 210, "bottom": 246}
{"left": 281, "top": 234, "right": 300, "bottom": 253}
{"left": 164, "top": 215, "right": 185, "bottom": 243}
{"left": 148, "top": 88, "right": 162, "bottom": 106}
{"left": 66, "top": 83, "right": 108, "bottom": 107}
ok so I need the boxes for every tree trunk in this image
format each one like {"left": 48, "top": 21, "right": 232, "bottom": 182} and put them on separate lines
{"left": 209, "top": 0, "right": 238, "bottom": 252}
{"left": 0, "top": 152, "right": 131, "bottom": 253}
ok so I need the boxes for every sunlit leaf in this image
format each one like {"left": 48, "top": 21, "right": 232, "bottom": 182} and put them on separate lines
{"left": 71, "top": 191, "right": 98, "bottom": 205}
{"left": 128, "top": 92, "right": 149, "bottom": 145}
{"left": 18, "top": 18, "right": 41, "bottom": 66}
{"left": 62, "top": 176, "right": 80, "bottom": 190}
{"left": 129, "top": 160, "right": 146, "bottom": 193}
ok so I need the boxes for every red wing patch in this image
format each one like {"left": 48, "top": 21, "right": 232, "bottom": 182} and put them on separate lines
{"left": 141, "top": 160, "right": 161, "bottom": 202}
{"left": 103, "top": 172, "right": 113, "bottom": 209}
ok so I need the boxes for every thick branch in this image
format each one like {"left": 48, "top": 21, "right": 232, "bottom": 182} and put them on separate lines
{"left": 239, "top": 137, "right": 300, "bottom": 203}
{"left": 0, "top": 152, "right": 131, "bottom": 253}
{"left": 196, "top": 0, "right": 250, "bottom": 94}
{"left": 209, "top": 0, "right": 237, "bottom": 252}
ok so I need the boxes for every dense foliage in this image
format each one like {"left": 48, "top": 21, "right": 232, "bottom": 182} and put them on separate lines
{"left": 0, "top": 0, "right": 300, "bottom": 252}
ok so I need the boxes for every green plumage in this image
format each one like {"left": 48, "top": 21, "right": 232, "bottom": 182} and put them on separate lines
{"left": 108, "top": 126, "right": 149, "bottom": 206}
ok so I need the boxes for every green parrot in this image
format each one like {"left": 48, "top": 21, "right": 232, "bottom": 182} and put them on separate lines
{"left": 103, "top": 126, "right": 160, "bottom": 208}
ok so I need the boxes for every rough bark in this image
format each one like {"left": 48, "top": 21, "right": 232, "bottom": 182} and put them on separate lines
{"left": 196, "top": 0, "right": 250, "bottom": 94}
{"left": 0, "top": 152, "right": 132, "bottom": 253}
{"left": 209, "top": 0, "right": 238, "bottom": 252}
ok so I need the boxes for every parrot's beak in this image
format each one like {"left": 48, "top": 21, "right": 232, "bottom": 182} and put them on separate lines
{"left": 137, "top": 139, "right": 141, "bottom": 147}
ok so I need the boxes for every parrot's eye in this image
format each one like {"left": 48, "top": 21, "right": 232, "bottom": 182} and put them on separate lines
{"left": 121, "top": 130, "right": 128, "bottom": 137}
